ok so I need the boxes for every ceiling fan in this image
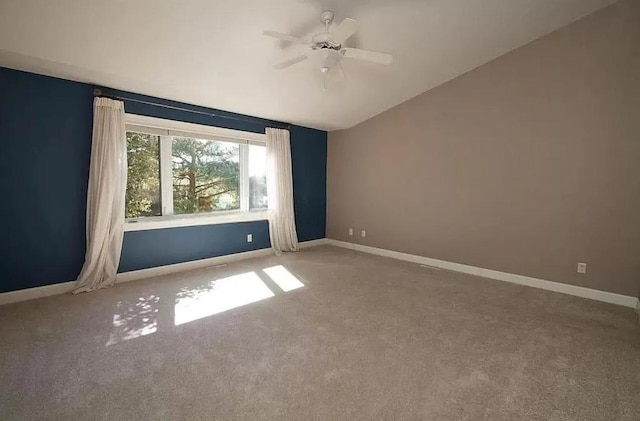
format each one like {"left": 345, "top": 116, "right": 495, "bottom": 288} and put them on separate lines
{"left": 263, "top": 10, "right": 393, "bottom": 82}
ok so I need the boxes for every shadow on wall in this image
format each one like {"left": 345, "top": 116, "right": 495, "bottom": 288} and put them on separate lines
{"left": 107, "top": 264, "right": 305, "bottom": 346}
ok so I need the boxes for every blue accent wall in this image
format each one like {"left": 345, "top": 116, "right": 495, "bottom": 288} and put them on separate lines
{"left": 0, "top": 67, "right": 327, "bottom": 293}
{"left": 119, "top": 221, "right": 271, "bottom": 272}
{"left": 290, "top": 125, "right": 327, "bottom": 242}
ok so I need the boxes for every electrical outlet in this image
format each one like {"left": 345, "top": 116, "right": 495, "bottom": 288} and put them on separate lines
{"left": 361, "top": 230, "right": 366, "bottom": 238}
{"left": 348, "top": 228, "right": 353, "bottom": 236}
{"left": 247, "top": 234, "right": 253, "bottom": 243}
{"left": 577, "top": 262, "right": 586, "bottom": 274}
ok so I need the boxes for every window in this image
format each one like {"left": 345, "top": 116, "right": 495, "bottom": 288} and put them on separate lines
{"left": 171, "top": 137, "right": 240, "bottom": 214}
{"left": 248, "top": 144, "right": 268, "bottom": 210}
{"left": 124, "top": 114, "right": 268, "bottom": 231}
{"left": 125, "top": 132, "right": 161, "bottom": 218}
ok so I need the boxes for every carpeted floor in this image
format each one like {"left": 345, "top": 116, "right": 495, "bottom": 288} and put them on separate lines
{"left": 1, "top": 246, "right": 639, "bottom": 420}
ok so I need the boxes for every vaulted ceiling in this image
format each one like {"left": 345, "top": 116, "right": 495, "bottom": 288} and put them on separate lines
{"left": 0, "top": 0, "right": 615, "bottom": 130}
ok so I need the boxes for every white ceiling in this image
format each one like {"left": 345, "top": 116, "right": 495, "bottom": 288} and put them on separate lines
{"left": 0, "top": 0, "right": 615, "bottom": 131}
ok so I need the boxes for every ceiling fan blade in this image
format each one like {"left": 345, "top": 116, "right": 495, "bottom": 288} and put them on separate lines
{"left": 273, "top": 54, "right": 308, "bottom": 70}
{"left": 341, "top": 47, "right": 393, "bottom": 65}
{"left": 263, "top": 30, "right": 308, "bottom": 45}
{"left": 332, "top": 18, "right": 358, "bottom": 44}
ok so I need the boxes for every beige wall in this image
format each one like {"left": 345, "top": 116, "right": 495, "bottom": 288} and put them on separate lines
{"left": 327, "top": 1, "right": 640, "bottom": 296}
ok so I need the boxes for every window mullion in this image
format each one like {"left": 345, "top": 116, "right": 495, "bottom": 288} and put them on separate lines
{"left": 240, "top": 143, "right": 249, "bottom": 212}
{"left": 160, "top": 135, "right": 174, "bottom": 216}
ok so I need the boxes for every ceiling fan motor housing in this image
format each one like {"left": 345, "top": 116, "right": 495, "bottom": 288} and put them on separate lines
{"left": 313, "top": 11, "right": 341, "bottom": 50}
{"left": 311, "top": 32, "right": 341, "bottom": 50}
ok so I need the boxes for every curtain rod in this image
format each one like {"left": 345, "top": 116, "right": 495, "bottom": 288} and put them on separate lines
{"left": 93, "top": 88, "right": 290, "bottom": 130}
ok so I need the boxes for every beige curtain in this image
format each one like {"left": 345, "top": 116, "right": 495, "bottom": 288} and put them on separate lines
{"left": 73, "top": 97, "right": 127, "bottom": 293}
{"left": 266, "top": 127, "right": 298, "bottom": 255}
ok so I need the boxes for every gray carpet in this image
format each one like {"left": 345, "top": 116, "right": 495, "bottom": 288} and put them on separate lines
{"left": 1, "top": 246, "right": 639, "bottom": 420}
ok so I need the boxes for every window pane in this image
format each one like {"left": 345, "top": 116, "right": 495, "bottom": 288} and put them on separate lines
{"left": 249, "top": 144, "right": 268, "bottom": 210}
{"left": 172, "top": 137, "right": 239, "bottom": 214}
{"left": 125, "top": 132, "right": 161, "bottom": 218}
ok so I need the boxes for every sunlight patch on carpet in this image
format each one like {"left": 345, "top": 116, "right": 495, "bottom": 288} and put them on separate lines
{"left": 107, "top": 294, "right": 159, "bottom": 346}
{"left": 262, "top": 265, "right": 305, "bottom": 292}
{"left": 174, "top": 271, "right": 274, "bottom": 325}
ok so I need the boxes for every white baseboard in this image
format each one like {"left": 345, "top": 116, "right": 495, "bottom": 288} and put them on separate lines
{"left": 327, "top": 239, "right": 639, "bottom": 309}
{"left": 0, "top": 281, "right": 76, "bottom": 306}
{"left": 298, "top": 238, "right": 330, "bottom": 249}
{"left": 119, "top": 239, "right": 331, "bottom": 283}
{"left": 5, "top": 238, "right": 636, "bottom": 311}
{"left": 0, "top": 239, "right": 328, "bottom": 306}
{"left": 115, "top": 248, "right": 274, "bottom": 284}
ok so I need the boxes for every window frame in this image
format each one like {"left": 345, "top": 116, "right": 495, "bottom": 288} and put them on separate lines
{"left": 124, "top": 114, "right": 268, "bottom": 232}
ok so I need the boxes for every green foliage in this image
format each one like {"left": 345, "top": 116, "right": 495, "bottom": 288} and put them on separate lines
{"left": 125, "top": 133, "right": 160, "bottom": 218}
{"left": 171, "top": 137, "right": 240, "bottom": 214}
{"left": 126, "top": 133, "right": 243, "bottom": 218}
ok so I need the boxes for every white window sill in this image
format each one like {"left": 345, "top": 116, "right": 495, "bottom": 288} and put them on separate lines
{"left": 124, "top": 210, "right": 269, "bottom": 232}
